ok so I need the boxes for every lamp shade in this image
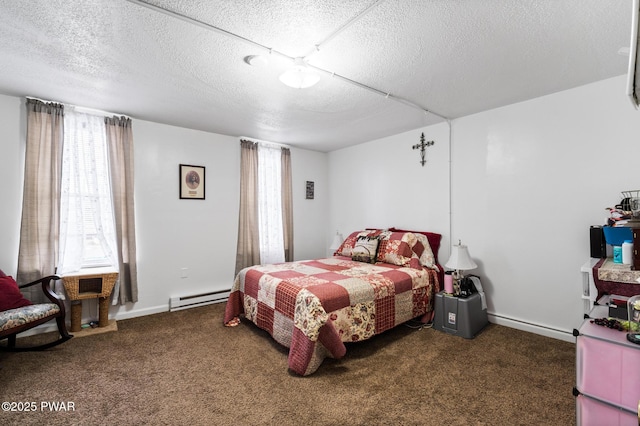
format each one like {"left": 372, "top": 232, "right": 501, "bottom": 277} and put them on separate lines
{"left": 445, "top": 241, "right": 477, "bottom": 271}
{"left": 329, "top": 231, "right": 344, "bottom": 251}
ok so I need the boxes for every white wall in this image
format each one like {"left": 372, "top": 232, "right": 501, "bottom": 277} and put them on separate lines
{"left": 0, "top": 93, "right": 329, "bottom": 323}
{"left": 451, "top": 75, "right": 640, "bottom": 340}
{"left": 291, "top": 147, "right": 330, "bottom": 261}
{"left": 328, "top": 122, "right": 452, "bottom": 262}
{"left": 0, "top": 96, "right": 25, "bottom": 276}
{"left": 115, "top": 120, "right": 241, "bottom": 318}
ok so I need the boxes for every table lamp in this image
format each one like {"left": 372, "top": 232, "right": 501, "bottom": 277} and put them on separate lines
{"left": 445, "top": 240, "right": 477, "bottom": 288}
{"left": 329, "top": 231, "right": 344, "bottom": 255}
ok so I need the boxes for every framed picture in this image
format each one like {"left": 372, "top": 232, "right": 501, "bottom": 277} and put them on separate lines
{"left": 306, "top": 181, "right": 314, "bottom": 200}
{"left": 179, "top": 164, "right": 205, "bottom": 200}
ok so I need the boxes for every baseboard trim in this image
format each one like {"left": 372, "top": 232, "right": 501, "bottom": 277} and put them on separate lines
{"left": 113, "top": 304, "right": 168, "bottom": 321}
{"left": 488, "top": 313, "right": 575, "bottom": 343}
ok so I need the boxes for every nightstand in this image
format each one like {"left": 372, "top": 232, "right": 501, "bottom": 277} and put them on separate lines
{"left": 432, "top": 291, "right": 488, "bottom": 338}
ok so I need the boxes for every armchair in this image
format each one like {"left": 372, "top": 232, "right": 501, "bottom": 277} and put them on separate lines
{"left": 0, "top": 269, "right": 72, "bottom": 351}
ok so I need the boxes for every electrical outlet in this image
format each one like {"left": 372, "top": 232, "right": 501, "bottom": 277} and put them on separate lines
{"left": 180, "top": 268, "right": 188, "bottom": 278}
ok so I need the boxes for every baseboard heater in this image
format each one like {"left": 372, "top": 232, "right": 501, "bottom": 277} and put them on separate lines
{"left": 169, "top": 289, "right": 231, "bottom": 312}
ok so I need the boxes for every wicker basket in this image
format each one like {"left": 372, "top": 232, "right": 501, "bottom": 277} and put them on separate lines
{"left": 62, "top": 270, "right": 118, "bottom": 301}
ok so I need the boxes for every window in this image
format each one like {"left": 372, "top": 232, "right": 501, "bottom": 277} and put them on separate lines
{"left": 257, "top": 144, "right": 285, "bottom": 264}
{"left": 58, "top": 110, "right": 117, "bottom": 273}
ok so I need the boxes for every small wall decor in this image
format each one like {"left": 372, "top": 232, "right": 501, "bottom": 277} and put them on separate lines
{"left": 180, "top": 164, "right": 205, "bottom": 199}
{"left": 306, "top": 181, "right": 314, "bottom": 199}
{"left": 412, "top": 133, "right": 434, "bottom": 166}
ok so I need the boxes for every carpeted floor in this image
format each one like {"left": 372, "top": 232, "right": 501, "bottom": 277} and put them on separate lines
{"left": 0, "top": 303, "right": 576, "bottom": 425}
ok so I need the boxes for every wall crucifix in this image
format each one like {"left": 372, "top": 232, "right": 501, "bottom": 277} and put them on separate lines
{"left": 412, "top": 133, "right": 434, "bottom": 167}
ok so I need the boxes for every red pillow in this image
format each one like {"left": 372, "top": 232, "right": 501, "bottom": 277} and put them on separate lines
{"left": 0, "top": 276, "right": 33, "bottom": 311}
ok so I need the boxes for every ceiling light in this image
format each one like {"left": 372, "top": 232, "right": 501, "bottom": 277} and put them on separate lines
{"left": 279, "top": 58, "right": 320, "bottom": 89}
{"left": 244, "top": 55, "right": 268, "bottom": 67}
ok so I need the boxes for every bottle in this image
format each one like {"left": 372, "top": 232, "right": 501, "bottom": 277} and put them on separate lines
{"left": 613, "top": 245, "right": 623, "bottom": 264}
{"left": 623, "top": 240, "right": 633, "bottom": 265}
{"left": 444, "top": 271, "right": 454, "bottom": 294}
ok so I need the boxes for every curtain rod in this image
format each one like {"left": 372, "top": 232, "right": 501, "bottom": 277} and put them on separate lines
{"left": 25, "top": 96, "right": 131, "bottom": 119}
{"left": 240, "top": 136, "right": 291, "bottom": 149}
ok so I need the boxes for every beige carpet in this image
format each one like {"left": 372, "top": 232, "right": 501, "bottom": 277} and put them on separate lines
{"left": 0, "top": 303, "right": 575, "bottom": 425}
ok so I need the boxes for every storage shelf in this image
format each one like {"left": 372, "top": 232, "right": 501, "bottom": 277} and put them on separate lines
{"left": 576, "top": 301, "right": 640, "bottom": 415}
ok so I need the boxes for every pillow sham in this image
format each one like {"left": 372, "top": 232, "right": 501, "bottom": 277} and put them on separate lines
{"left": 376, "top": 231, "right": 413, "bottom": 266}
{"left": 351, "top": 235, "right": 380, "bottom": 264}
{"left": 0, "top": 275, "right": 33, "bottom": 311}
{"left": 388, "top": 227, "right": 441, "bottom": 263}
{"left": 334, "top": 229, "right": 383, "bottom": 257}
{"left": 377, "top": 231, "right": 437, "bottom": 269}
{"left": 410, "top": 232, "right": 437, "bottom": 269}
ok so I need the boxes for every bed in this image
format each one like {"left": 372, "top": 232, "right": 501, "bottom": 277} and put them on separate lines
{"left": 224, "top": 228, "right": 442, "bottom": 375}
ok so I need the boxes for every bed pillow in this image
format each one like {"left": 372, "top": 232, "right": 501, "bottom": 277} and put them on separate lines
{"left": 351, "top": 235, "right": 380, "bottom": 264}
{"left": 388, "top": 228, "right": 441, "bottom": 263}
{"left": 0, "top": 275, "right": 33, "bottom": 311}
{"left": 334, "top": 229, "right": 383, "bottom": 257}
{"left": 376, "top": 231, "right": 413, "bottom": 266}
{"left": 334, "top": 231, "right": 363, "bottom": 257}
{"left": 377, "top": 231, "right": 437, "bottom": 269}
{"left": 410, "top": 232, "right": 437, "bottom": 270}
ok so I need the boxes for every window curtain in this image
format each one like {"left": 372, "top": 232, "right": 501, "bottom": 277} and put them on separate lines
{"left": 258, "top": 144, "right": 285, "bottom": 265}
{"left": 105, "top": 116, "right": 138, "bottom": 304}
{"left": 17, "top": 99, "right": 64, "bottom": 302}
{"left": 281, "top": 148, "right": 294, "bottom": 262}
{"left": 235, "top": 140, "right": 260, "bottom": 276}
{"left": 58, "top": 110, "right": 118, "bottom": 275}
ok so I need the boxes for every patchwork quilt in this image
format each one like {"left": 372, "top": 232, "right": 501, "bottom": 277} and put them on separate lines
{"left": 224, "top": 255, "right": 439, "bottom": 375}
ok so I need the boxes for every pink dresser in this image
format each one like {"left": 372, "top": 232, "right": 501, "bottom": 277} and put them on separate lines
{"left": 574, "top": 301, "right": 640, "bottom": 425}
{"left": 576, "top": 394, "right": 638, "bottom": 425}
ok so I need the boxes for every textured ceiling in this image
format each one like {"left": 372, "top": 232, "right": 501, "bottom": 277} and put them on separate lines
{"left": 0, "top": 0, "right": 632, "bottom": 152}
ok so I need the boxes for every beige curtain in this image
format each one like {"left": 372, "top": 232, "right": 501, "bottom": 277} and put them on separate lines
{"left": 17, "top": 99, "right": 64, "bottom": 302}
{"left": 235, "top": 140, "right": 260, "bottom": 276}
{"left": 105, "top": 116, "right": 138, "bottom": 304}
{"left": 281, "top": 148, "right": 294, "bottom": 262}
